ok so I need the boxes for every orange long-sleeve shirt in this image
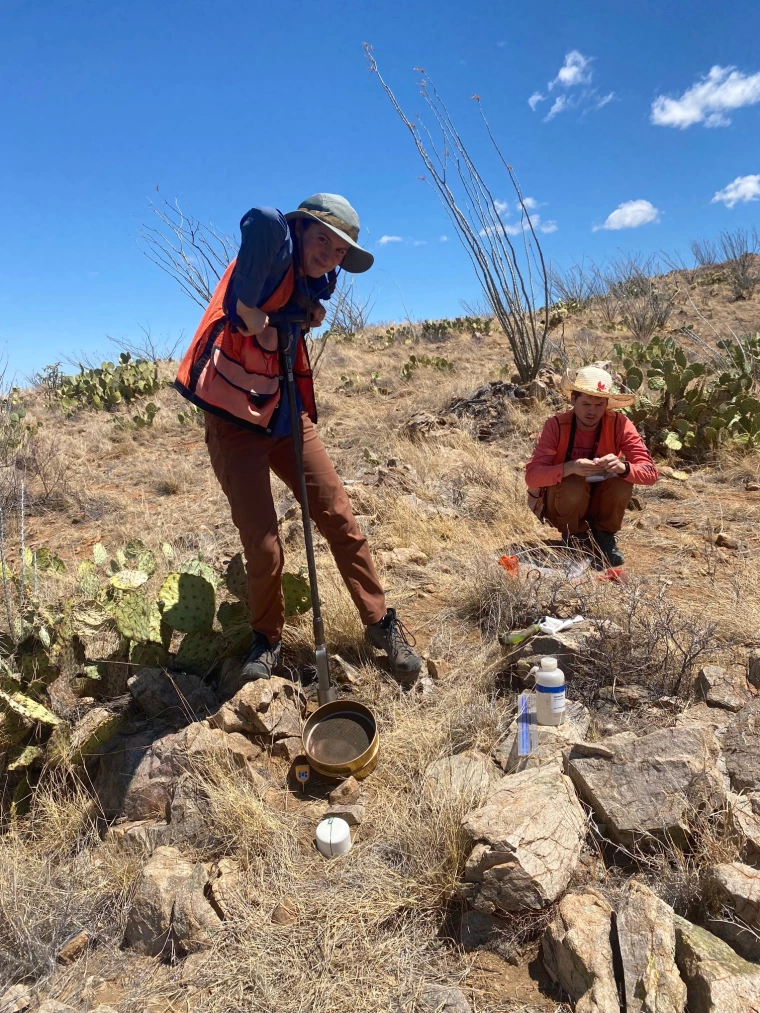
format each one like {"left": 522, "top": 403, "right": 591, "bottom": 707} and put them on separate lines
{"left": 525, "top": 413, "right": 659, "bottom": 488}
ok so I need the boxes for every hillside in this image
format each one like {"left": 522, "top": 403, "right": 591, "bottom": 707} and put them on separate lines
{"left": 1, "top": 259, "right": 760, "bottom": 1013}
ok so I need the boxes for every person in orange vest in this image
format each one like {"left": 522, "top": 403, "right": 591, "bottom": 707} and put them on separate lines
{"left": 176, "top": 194, "right": 422, "bottom": 698}
{"left": 525, "top": 365, "right": 658, "bottom": 566}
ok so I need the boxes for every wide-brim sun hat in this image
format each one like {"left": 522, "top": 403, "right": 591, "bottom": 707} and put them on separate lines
{"left": 561, "top": 365, "right": 637, "bottom": 408}
{"left": 285, "top": 193, "right": 374, "bottom": 274}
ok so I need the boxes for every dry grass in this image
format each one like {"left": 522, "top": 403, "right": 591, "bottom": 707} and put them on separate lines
{"left": 1, "top": 290, "right": 760, "bottom": 1009}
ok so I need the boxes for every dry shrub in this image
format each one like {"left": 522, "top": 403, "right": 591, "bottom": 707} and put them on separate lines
{"left": 0, "top": 770, "right": 138, "bottom": 984}
{"left": 453, "top": 554, "right": 721, "bottom": 700}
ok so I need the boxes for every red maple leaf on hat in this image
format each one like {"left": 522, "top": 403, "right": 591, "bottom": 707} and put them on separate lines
{"left": 597, "top": 380, "right": 608, "bottom": 391}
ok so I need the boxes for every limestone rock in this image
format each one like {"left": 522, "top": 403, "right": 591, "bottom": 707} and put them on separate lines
{"left": 596, "top": 685, "right": 653, "bottom": 708}
{"left": 172, "top": 860, "right": 223, "bottom": 955}
{"left": 329, "top": 776, "right": 360, "bottom": 806}
{"left": 324, "top": 803, "right": 365, "bottom": 826}
{"left": 420, "top": 984, "right": 471, "bottom": 1013}
{"left": 462, "top": 764, "right": 586, "bottom": 912}
{"left": 493, "top": 700, "right": 590, "bottom": 774}
{"left": 378, "top": 546, "right": 428, "bottom": 568}
{"left": 722, "top": 700, "right": 760, "bottom": 793}
{"left": 676, "top": 703, "right": 733, "bottom": 732}
{"left": 426, "top": 658, "right": 450, "bottom": 679}
{"left": 424, "top": 750, "right": 501, "bottom": 805}
{"left": 127, "top": 667, "right": 218, "bottom": 725}
{"left": 105, "top": 819, "right": 170, "bottom": 855}
{"left": 696, "top": 665, "right": 749, "bottom": 712}
{"left": 329, "top": 654, "right": 361, "bottom": 686}
{"left": 271, "top": 896, "right": 298, "bottom": 925}
{"left": 123, "top": 845, "right": 221, "bottom": 957}
{"left": 728, "top": 792, "right": 760, "bottom": 864}
{"left": 226, "top": 677, "right": 305, "bottom": 739}
{"left": 616, "top": 880, "right": 686, "bottom": 1013}
{"left": 271, "top": 736, "right": 303, "bottom": 763}
{"left": 36, "top": 1003, "right": 78, "bottom": 1013}
{"left": 542, "top": 890, "right": 621, "bottom": 1013}
{"left": 674, "top": 915, "right": 760, "bottom": 1013}
{"left": 0, "top": 986, "right": 31, "bottom": 1013}
{"left": 94, "top": 725, "right": 172, "bottom": 821}
{"left": 566, "top": 725, "right": 726, "bottom": 848}
{"left": 703, "top": 862, "right": 760, "bottom": 961}
{"left": 55, "top": 929, "right": 90, "bottom": 964}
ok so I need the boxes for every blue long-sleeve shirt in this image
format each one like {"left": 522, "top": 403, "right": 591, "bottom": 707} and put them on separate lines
{"left": 224, "top": 206, "right": 334, "bottom": 437}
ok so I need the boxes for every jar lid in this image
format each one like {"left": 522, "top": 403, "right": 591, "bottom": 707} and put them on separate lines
{"left": 540, "top": 657, "right": 558, "bottom": 669}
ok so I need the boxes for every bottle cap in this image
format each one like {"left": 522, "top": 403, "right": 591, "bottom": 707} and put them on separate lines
{"left": 541, "top": 657, "right": 558, "bottom": 670}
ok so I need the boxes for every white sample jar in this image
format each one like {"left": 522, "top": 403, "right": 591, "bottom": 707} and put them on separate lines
{"left": 534, "top": 657, "right": 566, "bottom": 726}
{"left": 316, "top": 817, "right": 352, "bottom": 858}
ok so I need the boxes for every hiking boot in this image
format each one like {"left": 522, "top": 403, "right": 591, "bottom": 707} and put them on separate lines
{"left": 217, "top": 631, "right": 281, "bottom": 701}
{"left": 590, "top": 528, "right": 625, "bottom": 568}
{"left": 365, "top": 608, "right": 423, "bottom": 676}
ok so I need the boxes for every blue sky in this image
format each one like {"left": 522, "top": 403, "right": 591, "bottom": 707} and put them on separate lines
{"left": 2, "top": 0, "right": 760, "bottom": 379}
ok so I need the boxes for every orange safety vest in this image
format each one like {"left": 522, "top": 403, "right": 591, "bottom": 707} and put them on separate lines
{"left": 551, "top": 409, "right": 623, "bottom": 464}
{"left": 174, "top": 259, "right": 317, "bottom": 434}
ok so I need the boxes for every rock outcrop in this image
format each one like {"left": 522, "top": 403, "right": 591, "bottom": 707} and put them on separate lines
{"left": 462, "top": 764, "right": 586, "bottom": 912}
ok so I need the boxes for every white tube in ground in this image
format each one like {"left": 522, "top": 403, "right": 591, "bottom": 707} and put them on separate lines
{"left": 316, "top": 817, "right": 352, "bottom": 857}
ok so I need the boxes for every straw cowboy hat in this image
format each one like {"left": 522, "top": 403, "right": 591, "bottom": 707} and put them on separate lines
{"left": 561, "top": 365, "right": 637, "bottom": 408}
{"left": 285, "top": 193, "right": 374, "bottom": 274}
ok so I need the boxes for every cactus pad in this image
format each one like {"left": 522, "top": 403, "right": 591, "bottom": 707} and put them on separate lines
{"left": 8, "top": 744, "right": 44, "bottom": 771}
{"left": 158, "top": 571, "right": 215, "bottom": 633}
{"left": 69, "top": 600, "right": 113, "bottom": 638}
{"left": 129, "top": 641, "right": 171, "bottom": 669}
{"left": 179, "top": 559, "right": 218, "bottom": 587}
{"left": 109, "top": 569, "right": 149, "bottom": 590}
{"left": 92, "top": 542, "right": 109, "bottom": 568}
{"left": 0, "top": 687, "right": 60, "bottom": 726}
{"left": 217, "top": 599, "right": 251, "bottom": 637}
{"left": 224, "top": 553, "right": 249, "bottom": 601}
{"left": 114, "top": 592, "right": 152, "bottom": 641}
{"left": 161, "top": 542, "right": 174, "bottom": 562}
{"left": 175, "top": 631, "right": 224, "bottom": 676}
{"left": 282, "top": 572, "right": 312, "bottom": 617}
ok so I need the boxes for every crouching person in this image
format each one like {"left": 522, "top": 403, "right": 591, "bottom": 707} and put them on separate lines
{"left": 525, "top": 366, "right": 658, "bottom": 567}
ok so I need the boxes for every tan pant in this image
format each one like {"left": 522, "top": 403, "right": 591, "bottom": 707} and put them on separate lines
{"left": 545, "top": 474, "right": 632, "bottom": 536}
{"left": 205, "top": 413, "right": 386, "bottom": 643}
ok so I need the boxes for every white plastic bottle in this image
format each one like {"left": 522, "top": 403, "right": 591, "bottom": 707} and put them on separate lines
{"left": 534, "top": 657, "right": 566, "bottom": 726}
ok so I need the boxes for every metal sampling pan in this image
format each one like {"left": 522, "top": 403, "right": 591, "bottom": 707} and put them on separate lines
{"left": 302, "top": 699, "right": 379, "bottom": 781}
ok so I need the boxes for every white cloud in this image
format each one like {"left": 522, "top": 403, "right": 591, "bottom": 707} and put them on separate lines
{"left": 494, "top": 198, "right": 510, "bottom": 216}
{"left": 529, "top": 50, "right": 610, "bottom": 121}
{"left": 377, "top": 235, "right": 402, "bottom": 246}
{"left": 439, "top": 235, "right": 448, "bottom": 242}
{"left": 545, "top": 95, "right": 569, "bottom": 121}
{"left": 651, "top": 65, "right": 760, "bottom": 129}
{"left": 593, "top": 199, "right": 661, "bottom": 231}
{"left": 412, "top": 239, "right": 427, "bottom": 246}
{"left": 712, "top": 174, "right": 760, "bottom": 208}
{"left": 483, "top": 213, "right": 557, "bottom": 237}
{"left": 551, "top": 50, "right": 592, "bottom": 90}
{"left": 522, "top": 196, "right": 539, "bottom": 210}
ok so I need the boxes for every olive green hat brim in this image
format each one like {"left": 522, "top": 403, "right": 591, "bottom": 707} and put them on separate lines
{"left": 285, "top": 209, "right": 374, "bottom": 274}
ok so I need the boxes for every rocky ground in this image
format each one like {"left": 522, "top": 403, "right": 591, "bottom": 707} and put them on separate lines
{"left": 2, "top": 268, "right": 760, "bottom": 1012}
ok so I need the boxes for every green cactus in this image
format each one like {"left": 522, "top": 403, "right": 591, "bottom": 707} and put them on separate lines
{"left": 217, "top": 600, "right": 251, "bottom": 638}
{"left": 7, "top": 744, "right": 44, "bottom": 771}
{"left": 109, "top": 569, "right": 149, "bottom": 590}
{"left": 93, "top": 542, "right": 109, "bottom": 568}
{"left": 158, "top": 571, "right": 216, "bottom": 633}
{"left": 68, "top": 600, "right": 113, "bottom": 638}
{"left": 282, "top": 572, "right": 312, "bottom": 617}
{"left": 175, "top": 631, "right": 224, "bottom": 676}
{"left": 0, "top": 686, "right": 60, "bottom": 726}
{"left": 125, "top": 539, "right": 156, "bottom": 576}
{"left": 224, "top": 553, "right": 248, "bottom": 601}
{"left": 114, "top": 592, "right": 152, "bottom": 641}
{"left": 129, "top": 641, "right": 171, "bottom": 669}
{"left": 161, "top": 542, "right": 174, "bottom": 562}
{"left": 77, "top": 559, "right": 100, "bottom": 597}
{"left": 179, "top": 559, "right": 218, "bottom": 587}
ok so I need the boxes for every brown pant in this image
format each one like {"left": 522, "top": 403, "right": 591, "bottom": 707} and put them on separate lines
{"left": 545, "top": 474, "right": 632, "bottom": 536}
{"left": 205, "top": 413, "right": 386, "bottom": 643}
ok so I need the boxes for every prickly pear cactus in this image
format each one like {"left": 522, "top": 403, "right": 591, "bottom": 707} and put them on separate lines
{"left": 125, "top": 538, "right": 156, "bottom": 576}
{"left": 179, "top": 559, "right": 218, "bottom": 587}
{"left": 68, "top": 600, "right": 113, "bottom": 638}
{"left": 158, "top": 572, "right": 215, "bottom": 634}
{"left": 224, "top": 553, "right": 249, "bottom": 601}
{"left": 114, "top": 592, "right": 152, "bottom": 641}
{"left": 77, "top": 559, "right": 100, "bottom": 597}
{"left": 175, "top": 631, "right": 224, "bottom": 676}
{"left": 216, "top": 599, "right": 250, "bottom": 635}
{"left": 93, "top": 542, "right": 109, "bottom": 568}
{"left": 129, "top": 641, "right": 170, "bottom": 669}
{"left": 0, "top": 687, "right": 60, "bottom": 726}
{"left": 110, "top": 569, "right": 149, "bottom": 590}
{"left": 282, "top": 572, "right": 312, "bottom": 617}
{"left": 8, "top": 744, "right": 44, "bottom": 771}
